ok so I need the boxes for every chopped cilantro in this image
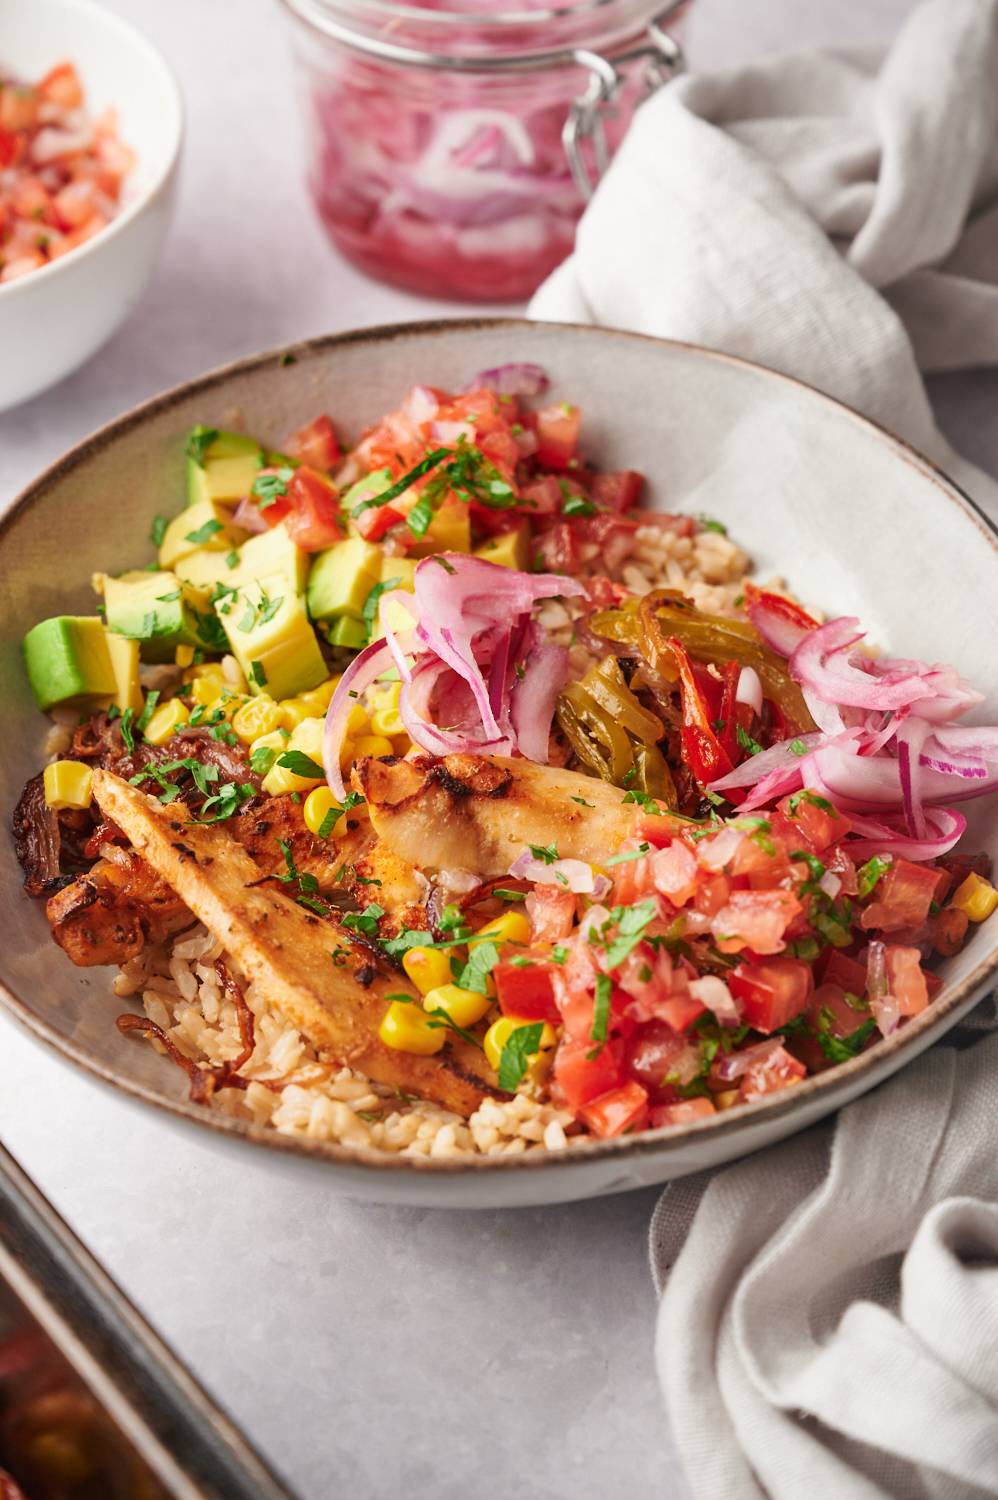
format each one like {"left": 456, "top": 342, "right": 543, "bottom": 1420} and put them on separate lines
{"left": 604, "top": 898, "right": 658, "bottom": 970}
{"left": 787, "top": 789, "right": 836, "bottom": 817}
{"left": 551, "top": 945, "right": 568, "bottom": 964}
{"left": 857, "top": 854, "right": 892, "bottom": 899}
{"left": 590, "top": 974, "right": 612, "bottom": 1044}
{"left": 119, "top": 708, "right": 136, "bottom": 753}
{"left": 225, "top": 549, "right": 240, "bottom": 569}
{"left": 605, "top": 843, "right": 650, "bottom": 867}
{"left": 528, "top": 842, "right": 559, "bottom": 865}
{"left": 455, "top": 940, "right": 501, "bottom": 995}
{"left": 494, "top": 888, "right": 527, "bottom": 902}
{"left": 342, "top": 903, "right": 386, "bottom": 936}
{"left": 351, "top": 449, "right": 450, "bottom": 517}
{"left": 185, "top": 518, "right": 223, "bottom": 545}
{"left": 736, "top": 725, "right": 763, "bottom": 757}
{"left": 251, "top": 467, "right": 294, "bottom": 509}
{"left": 250, "top": 660, "right": 267, "bottom": 689}
{"left": 185, "top": 428, "right": 219, "bottom": 467}
{"left": 497, "top": 1022, "right": 544, "bottom": 1092}
{"left": 276, "top": 750, "right": 325, "bottom": 779}
{"left": 570, "top": 795, "right": 595, "bottom": 808}
{"left": 361, "top": 577, "right": 402, "bottom": 638}
{"left": 698, "top": 515, "right": 727, "bottom": 534}
{"left": 817, "top": 1018, "right": 877, "bottom": 1063}
{"left": 135, "top": 690, "right": 160, "bottom": 736}
{"left": 150, "top": 514, "right": 167, "bottom": 547}
{"left": 790, "top": 849, "right": 826, "bottom": 881}
{"left": 279, "top": 352, "right": 297, "bottom": 367}
{"left": 561, "top": 494, "right": 596, "bottom": 517}
{"left": 789, "top": 738, "right": 807, "bottom": 756}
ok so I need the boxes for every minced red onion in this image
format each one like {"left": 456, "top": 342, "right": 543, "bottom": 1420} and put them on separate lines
{"left": 688, "top": 975, "right": 742, "bottom": 1027}
{"left": 466, "top": 363, "right": 550, "bottom": 398}
{"left": 509, "top": 849, "right": 600, "bottom": 894}
{"left": 714, "top": 1037, "right": 782, "bottom": 1082}
{"left": 735, "top": 665, "right": 763, "bottom": 716}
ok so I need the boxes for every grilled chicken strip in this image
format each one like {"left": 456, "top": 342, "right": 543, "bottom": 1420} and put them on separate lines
{"left": 354, "top": 753, "right": 637, "bottom": 878}
{"left": 92, "top": 771, "right": 497, "bottom": 1116}
{"left": 46, "top": 846, "right": 192, "bottom": 966}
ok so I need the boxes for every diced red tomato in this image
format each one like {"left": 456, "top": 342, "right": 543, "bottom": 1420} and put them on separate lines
{"left": 519, "top": 476, "right": 563, "bottom": 515}
{"left": 650, "top": 1097, "right": 716, "bottom": 1128}
{"left": 712, "top": 889, "right": 803, "bottom": 955}
{"left": 281, "top": 468, "right": 344, "bottom": 552}
{"left": 494, "top": 961, "right": 560, "bottom": 1024}
{"left": 884, "top": 945, "right": 929, "bottom": 1017}
{"left": 535, "top": 403, "right": 581, "bottom": 469}
{"left": 730, "top": 958, "right": 812, "bottom": 1032}
{"left": 589, "top": 470, "right": 644, "bottom": 512}
{"left": 38, "top": 63, "right": 84, "bottom": 109}
{"left": 0, "top": 128, "right": 18, "bottom": 169}
{"left": 552, "top": 1037, "right": 624, "bottom": 1113}
{"left": 738, "top": 1044, "right": 807, "bottom": 1101}
{"left": 533, "top": 521, "right": 579, "bottom": 574}
{"left": 526, "top": 885, "right": 576, "bottom": 944}
{"left": 657, "top": 993, "right": 707, "bottom": 1034}
{"left": 579, "top": 1081, "right": 650, "bottom": 1138}
{"left": 806, "top": 981, "right": 867, "bottom": 1039}
{"left": 861, "top": 858, "right": 941, "bottom": 933}
{"left": 354, "top": 502, "right": 405, "bottom": 543}
{"left": 650, "top": 841, "right": 699, "bottom": 907}
{"left": 777, "top": 791, "right": 848, "bottom": 850}
{"left": 624, "top": 1021, "right": 689, "bottom": 1095}
{"left": 819, "top": 950, "right": 868, "bottom": 995}
{"left": 291, "top": 415, "right": 340, "bottom": 472}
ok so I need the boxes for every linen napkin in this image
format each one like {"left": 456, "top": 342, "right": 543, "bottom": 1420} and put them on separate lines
{"left": 530, "top": 0, "right": 998, "bottom": 515}
{"left": 530, "top": 2, "right": 998, "bottom": 1494}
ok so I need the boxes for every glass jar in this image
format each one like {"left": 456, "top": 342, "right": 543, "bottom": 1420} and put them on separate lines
{"left": 278, "top": 0, "right": 689, "bottom": 302}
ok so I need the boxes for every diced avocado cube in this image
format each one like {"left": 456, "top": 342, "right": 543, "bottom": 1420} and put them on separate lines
{"left": 238, "top": 522, "right": 309, "bottom": 595}
{"left": 380, "top": 555, "right": 417, "bottom": 589}
{"left": 219, "top": 571, "right": 326, "bottom": 700}
{"left": 185, "top": 425, "right": 264, "bottom": 507}
{"left": 474, "top": 522, "right": 530, "bottom": 571}
{"left": 159, "top": 499, "right": 243, "bottom": 570}
{"left": 23, "top": 616, "right": 116, "bottom": 711}
{"left": 100, "top": 570, "right": 201, "bottom": 663}
{"left": 307, "top": 537, "right": 383, "bottom": 623}
{"left": 327, "top": 614, "right": 368, "bottom": 651}
{"left": 174, "top": 547, "right": 241, "bottom": 605}
{"left": 103, "top": 629, "right": 143, "bottom": 713}
{"left": 408, "top": 494, "right": 471, "bottom": 558}
{"left": 343, "top": 468, "right": 392, "bottom": 519}
{"left": 370, "top": 591, "right": 418, "bottom": 645}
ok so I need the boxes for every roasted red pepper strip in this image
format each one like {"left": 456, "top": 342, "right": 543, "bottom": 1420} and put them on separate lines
{"left": 716, "top": 659, "right": 742, "bottom": 763}
{"left": 668, "top": 635, "right": 734, "bottom": 787}
{"left": 743, "top": 583, "right": 820, "bottom": 633}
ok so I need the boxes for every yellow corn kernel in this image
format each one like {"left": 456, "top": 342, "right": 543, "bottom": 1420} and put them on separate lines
{"left": 43, "top": 759, "right": 93, "bottom": 811}
{"left": 951, "top": 872, "right": 998, "bottom": 923}
{"left": 391, "top": 733, "right": 413, "bottom": 758}
{"left": 232, "top": 695, "right": 284, "bottom": 744}
{"left": 213, "top": 689, "right": 249, "bottom": 723}
{"left": 715, "top": 1089, "right": 741, "bottom": 1111}
{"left": 338, "top": 738, "right": 356, "bottom": 773}
{"left": 174, "top": 644, "right": 196, "bottom": 667}
{"left": 346, "top": 704, "right": 369, "bottom": 734}
{"left": 379, "top": 1000, "right": 445, "bottom": 1055}
{"left": 184, "top": 662, "right": 225, "bottom": 684}
{"left": 402, "top": 946, "right": 452, "bottom": 995}
{"left": 309, "top": 676, "right": 341, "bottom": 709}
{"left": 289, "top": 716, "right": 324, "bottom": 756}
{"left": 303, "top": 786, "right": 350, "bottom": 839}
{"left": 190, "top": 675, "right": 225, "bottom": 709}
{"left": 142, "top": 698, "right": 190, "bottom": 745}
{"left": 292, "top": 689, "right": 331, "bottom": 719}
{"left": 278, "top": 697, "right": 314, "bottom": 730}
{"left": 523, "top": 1048, "right": 554, "bottom": 1089}
{"left": 367, "top": 680, "right": 401, "bottom": 713}
{"left": 483, "top": 1015, "right": 557, "bottom": 1073}
{"left": 423, "top": 983, "right": 492, "bottom": 1029}
{"left": 370, "top": 705, "right": 405, "bottom": 737}
{"left": 471, "top": 911, "right": 531, "bottom": 949}
{"left": 353, "top": 734, "right": 394, "bottom": 758}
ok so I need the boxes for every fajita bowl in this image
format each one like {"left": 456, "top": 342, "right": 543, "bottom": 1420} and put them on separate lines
{"left": 2, "top": 318, "right": 996, "bottom": 1209}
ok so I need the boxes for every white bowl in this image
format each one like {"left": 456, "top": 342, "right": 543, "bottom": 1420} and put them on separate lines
{"left": 2, "top": 319, "right": 997, "bottom": 1208}
{"left": 0, "top": 0, "right": 182, "bottom": 410}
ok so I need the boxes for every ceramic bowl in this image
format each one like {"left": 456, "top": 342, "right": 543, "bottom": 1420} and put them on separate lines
{"left": 2, "top": 319, "right": 997, "bottom": 1209}
{"left": 0, "top": 0, "right": 183, "bottom": 411}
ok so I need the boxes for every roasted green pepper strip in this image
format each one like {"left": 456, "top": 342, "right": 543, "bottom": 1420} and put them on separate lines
{"left": 591, "top": 590, "right": 816, "bottom": 733}
{"left": 556, "top": 656, "right": 677, "bottom": 806}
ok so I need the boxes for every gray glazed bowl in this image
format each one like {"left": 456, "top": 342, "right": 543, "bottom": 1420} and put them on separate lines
{"left": 3, "top": 319, "right": 997, "bottom": 1208}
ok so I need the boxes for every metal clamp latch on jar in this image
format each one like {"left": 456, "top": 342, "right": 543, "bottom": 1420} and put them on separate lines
{"left": 564, "top": 10, "right": 685, "bottom": 199}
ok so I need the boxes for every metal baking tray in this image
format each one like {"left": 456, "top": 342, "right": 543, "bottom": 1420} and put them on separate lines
{"left": 0, "top": 1143, "right": 296, "bottom": 1499}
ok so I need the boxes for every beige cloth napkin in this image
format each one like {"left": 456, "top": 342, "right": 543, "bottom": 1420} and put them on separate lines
{"left": 530, "top": 0, "right": 998, "bottom": 515}
{"left": 531, "top": 2, "right": 998, "bottom": 1493}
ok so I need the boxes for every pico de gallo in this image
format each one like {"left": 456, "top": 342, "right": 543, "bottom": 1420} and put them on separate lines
{"left": 14, "top": 361, "right": 998, "bottom": 1151}
{"left": 0, "top": 61, "right": 134, "bottom": 285}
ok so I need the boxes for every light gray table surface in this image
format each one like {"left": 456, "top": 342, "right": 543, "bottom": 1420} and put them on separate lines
{"left": 2, "top": 2, "right": 995, "bottom": 1497}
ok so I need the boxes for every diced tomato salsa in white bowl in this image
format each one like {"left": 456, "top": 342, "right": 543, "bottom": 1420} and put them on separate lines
{"left": 2, "top": 320, "right": 997, "bottom": 1209}
{"left": 0, "top": 0, "right": 182, "bottom": 410}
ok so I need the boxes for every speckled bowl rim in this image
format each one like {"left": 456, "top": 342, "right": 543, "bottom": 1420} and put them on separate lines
{"left": 3, "top": 317, "right": 997, "bottom": 1178}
